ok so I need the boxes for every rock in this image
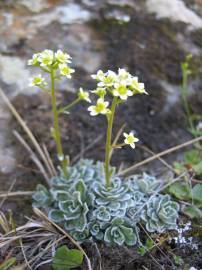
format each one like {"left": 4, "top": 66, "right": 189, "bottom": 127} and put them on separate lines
{"left": 146, "top": 0, "right": 202, "bottom": 29}
{"left": 104, "top": 8, "right": 131, "bottom": 23}
{"left": 19, "top": 0, "right": 50, "bottom": 13}
{"left": 0, "top": 101, "right": 16, "bottom": 174}
{"left": 0, "top": 141, "right": 16, "bottom": 174}
{"left": 0, "top": 55, "right": 38, "bottom": 96}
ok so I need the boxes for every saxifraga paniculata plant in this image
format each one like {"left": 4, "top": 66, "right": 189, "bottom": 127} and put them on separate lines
{"left": 30, "top": 50, "right": 180, "bottom": 246}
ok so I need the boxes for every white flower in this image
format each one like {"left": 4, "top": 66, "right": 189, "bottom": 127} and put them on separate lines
{"left": 88, "top": 98, "right": 109, "bottom": 116}
{"left": 38, "top": 49, "right": 54, "bottom": 67}
{"left": 98, "top": 70, "right": 117, "bottom": 87}
{"left": 113, "top": 83, "right": 133, "bottom": 100}
{"left": 78, "top": 87, "right": 91, "bottom": 103}
{"left": 91, "top": 87, "right": 106, "bottom": 98}
{"left": 29, "top": 75, "right": 45, "bottom": 87}
{"left": 117, "top": 68, "right": 131, "bottom": 81}
{"left": 91, "top": 70, "right": 105, "bottom": 81}
{"left": 123, "top": 132, "right": 139, "bottom": 149}
{"left": 131, "top": 78, "right": 148, "bottom": 95}
{"left": 59, "top": 64, "right": 75, "bottom": 78}
{"left": 28, "top": 53, "right": 40, "bottom": 66}
{"left": 92, "top": 69, "right": 117, "bottom": 87}
{"left": 55, "top": 50, "right": 71, "bottom": 64}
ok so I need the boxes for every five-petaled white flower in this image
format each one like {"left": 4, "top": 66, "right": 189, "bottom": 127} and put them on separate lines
{"left": 113, "top": 83, "right": 133, "bottom": 100}
{"left": 91, "top": 87, "right": 106, "bottom": 98}
{"left": 98, "top": 70, "right": 116, "bottom": 87}
{"left": 59, "top": 64, "right": 75, "bottom": 78}
{"left": 38, "top": 50, "right": 54, "bottom": 67}
{"left": 55, "top": 50, "right": 71, "bottom": 64}
{"left": 88, "top": 98, "right": 109, "bottom": 116}
{"left": 29, "top": 75, "right": 45, "bottom": 87}
{"left": 91, "top": 70, "right": 105, "bottom": 81}
{"left": 131, "top": 77, "right": 148, "bottom": 95}
{"left": 123, "top": 132, "right": 139, "bottom": 149}
{"left": 78, "top": 88, "right": 91, "bottom": 103}
{"left": 28, "top": 53, "right": 40, "bottom": 66}
{"left": 117, "top": 68, "right": 131, "bottom": 82}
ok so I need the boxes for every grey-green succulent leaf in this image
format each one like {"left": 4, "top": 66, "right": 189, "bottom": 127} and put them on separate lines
{"left": 48, "top": 209, "right": 65, "bottom": 223}
{"left": 32, "top": 184, "right": 53, "bottom": 207}
{"left": 141, "top": 194, "right": 179, "bottom": 233}
{"left": 104, "top": 217, "right": 137, "bottom": 246}
{"left": 70, "top": 228, "right": 90, "bottom": 243}
{"left": 128, "top": 173, "right": 161, "bottom": 195}
{"left": 93, "top": 206, "right": 111, "bottom": 222}
{"left": 89, "top": 220, "right": 104, "bottom": 240}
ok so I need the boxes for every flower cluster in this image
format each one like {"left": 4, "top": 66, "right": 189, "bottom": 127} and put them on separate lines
{"left": 28, "top": 50, "right": 91, "bottom": 178}
{"left": 28, "top": 49, "right": 75, "bottom": 87}
{"left": 89, "top": 68, "right": 147, "bottom": 114}
{"left": 88, "top": 69, "right": 147, "bottom": 150}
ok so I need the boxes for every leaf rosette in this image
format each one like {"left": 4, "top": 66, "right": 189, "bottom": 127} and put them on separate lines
{"left": 128, "top": 173, "right": 161, "bottom": 195}
{"left": 49, "top": 180, "right": 94, "bottom": 232}
{"left": 104, "top": 217, "right": 137, "bottom": 246}
{"left": 141, "top": 194, "right": 180, "bottom": 232}
{"left": 93, "top": 177, "right": 133, "bottom": 217}
{"left": 70, "top": 228, "right": 90, "bottom": 242}
{"left": 32, "top": 184, "right": 53, "bottom": 207}
{"left": 88, "top": 219, "right": 106, "bottom": 240}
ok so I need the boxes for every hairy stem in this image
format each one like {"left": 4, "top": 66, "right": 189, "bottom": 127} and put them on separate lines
{"left": 50, "top": 68, "right": 68, "bottom": 177}
{"left": 105, "top": 96, "right": 118, "bottom": 188}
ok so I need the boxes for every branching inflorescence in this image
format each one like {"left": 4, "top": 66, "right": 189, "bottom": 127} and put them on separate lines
{"left": 88, "top": 69, "right": 147, "bottom": 187}
{"left": 28, "top": 50, "right": 90, "bottom": 177}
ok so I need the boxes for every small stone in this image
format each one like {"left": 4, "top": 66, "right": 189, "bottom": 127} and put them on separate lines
{"left": 19, "top": 0, "right": 49, "bottom": 13}
{"left": 0, "top": 55, "right": 37, "bottom": 96}
{"left": 146, "top": 0, "right": 202, "bottom": 29}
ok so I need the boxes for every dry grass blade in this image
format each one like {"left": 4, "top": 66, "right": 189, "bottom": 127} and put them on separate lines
{"left": 0, "top": 178, "right": 16, "bottom": 208}
{"left": 72, "top": 134, "right": 103, "bottom": 164}
{"left": 0, "top": 217, "right": 64, "bottom": 268}
{"left": 137, "top": 145, "right": 175, "bottom": 172}
{"left": 13, "top": 130, "right": 50, "bottom": 185}
{"left": 110, "top": 124, "right": 126, "bottom": 159}
{"left": 20, "top": 239, "right": 33, "bottom": 270}
{"left": 0, "top": 88, "right": 53, "bottom": 182}
{"left": 33, "top": 208, "right": 93, "bottom": 270}
{"left": 112, "top": 124, "right": 126, "bottom": 145}
{"left": 28, "top": 235, "right": 66, "bottom": 267}
{"left": 0, "top": 211, "right": 12, "bottom": 233}
{"left": 0, "top": 218, "right": 57, "bottom": 247}
{"left": 0, "top": 191, "right": 34, "bottom": 198}
{"left": 119, "top": 135, "right": 202, "bottom": 176}
{"left": 42, "top": 143, "right": 57, "bottom": 177}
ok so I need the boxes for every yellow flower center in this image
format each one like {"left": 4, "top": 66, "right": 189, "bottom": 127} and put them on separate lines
{"left": 117, "top": 85, "right": 127, "bottom": 95}
{"left": 127, "top": 134, "right": 135, "bottom": 144}
{"left": 96, "top": 103, "right": 106, "bottom": 113}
